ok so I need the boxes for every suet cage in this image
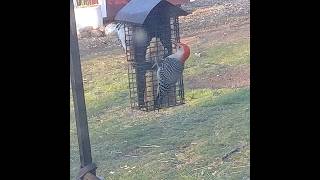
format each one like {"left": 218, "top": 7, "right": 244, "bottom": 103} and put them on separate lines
{"left": 115, "top": 0, "right": 188, "bottom": 111}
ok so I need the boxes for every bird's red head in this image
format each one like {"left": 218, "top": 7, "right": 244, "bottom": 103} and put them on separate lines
{"left": 177, "top": 42, "right": 190, "bottom": 63}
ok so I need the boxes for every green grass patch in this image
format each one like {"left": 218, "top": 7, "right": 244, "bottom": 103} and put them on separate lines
{"left": 184, "top": 39, "right": 250, "bottom": 77}
{"left": 70, "top": 39, "right": 250, "bottom": 179}
{"left": 71, "top": 88, "right": 250, "bottom": 179}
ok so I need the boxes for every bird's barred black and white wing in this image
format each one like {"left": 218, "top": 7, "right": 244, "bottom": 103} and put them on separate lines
{"left": 156, "top": 57, "right": 184, "bottom": 106}
{"left": 158, "top": 57, "right": 184, "bottom": 84}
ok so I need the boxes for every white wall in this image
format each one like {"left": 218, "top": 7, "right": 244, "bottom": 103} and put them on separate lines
{"left": 73, "top": 0, "right": 107, "bottom": 18}
{"left": 74, "top": 5, "right": 103, "bottom": 30}
{"left": 98, "top": 0, "right": 107, "bottom": 18}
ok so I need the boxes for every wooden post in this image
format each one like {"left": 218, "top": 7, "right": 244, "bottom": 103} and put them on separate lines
{"left": 70, "top": 0, "right": 98, "bottom": 179}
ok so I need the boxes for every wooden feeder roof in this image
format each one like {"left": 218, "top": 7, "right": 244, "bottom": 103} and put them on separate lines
{"left": 114, "top": 0, "right": 188, "bottom": 25}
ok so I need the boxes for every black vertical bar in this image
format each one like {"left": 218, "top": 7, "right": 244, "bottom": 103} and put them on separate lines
{"left": 133, "top": 26, "right": 148, "bottom": 107}
{"left": 70, "top": 0, "right": 95, "bottom": 174}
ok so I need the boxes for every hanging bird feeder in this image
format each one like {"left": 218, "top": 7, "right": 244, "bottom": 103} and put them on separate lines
{"left": 114, "top": 0, "right": 189, "bottom": 111}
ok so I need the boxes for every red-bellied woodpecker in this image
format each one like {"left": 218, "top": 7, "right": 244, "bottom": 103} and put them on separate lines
{"left": 155, "top": 42, "right": 190, "bottom": 107}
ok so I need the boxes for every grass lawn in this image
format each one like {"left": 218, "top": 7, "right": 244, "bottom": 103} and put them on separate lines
{"left": 70, "top": 39, "right": 250, "bottom": 179}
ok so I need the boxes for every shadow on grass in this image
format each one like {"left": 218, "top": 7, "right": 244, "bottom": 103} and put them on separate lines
{"left": 70, "top": 88, "right": 249, "bottom": 179}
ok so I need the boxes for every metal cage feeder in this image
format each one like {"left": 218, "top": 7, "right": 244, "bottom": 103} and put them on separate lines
{"left": 115, "top": 0, "right": 188, "bottom": 111}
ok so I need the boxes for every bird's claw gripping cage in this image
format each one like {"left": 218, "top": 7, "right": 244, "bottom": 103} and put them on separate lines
{"left": 115, "top": 0, "right": 189, "bottom": 111}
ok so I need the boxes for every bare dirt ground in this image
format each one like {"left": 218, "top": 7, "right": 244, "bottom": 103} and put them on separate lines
{"left": 78, "top": 0, "right": 250, "bottom": 89}
{"left": 185, "top": 64, "right": 250, "bottom": 89}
